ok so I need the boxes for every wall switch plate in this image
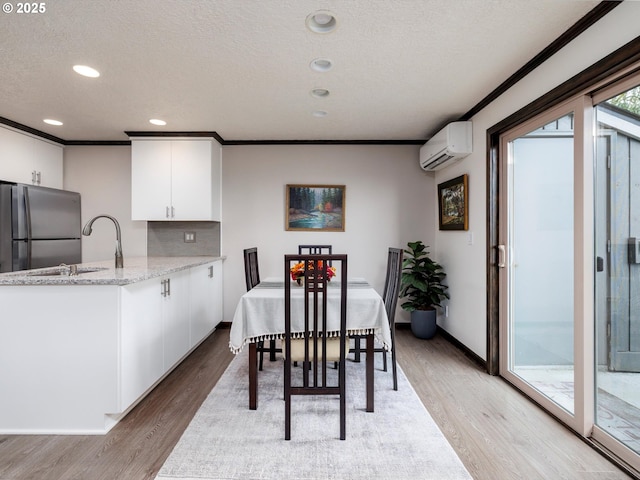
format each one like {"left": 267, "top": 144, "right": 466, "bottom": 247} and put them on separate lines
{"left": 184, "top": 231, "right": 196, "bottom": 243}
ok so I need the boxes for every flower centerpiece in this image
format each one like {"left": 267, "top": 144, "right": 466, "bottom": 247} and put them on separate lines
{"left": 290, "top": 260, "right": 336, "bottom": 285}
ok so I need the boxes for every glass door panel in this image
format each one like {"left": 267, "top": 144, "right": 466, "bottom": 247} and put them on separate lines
{"left": 505, "top": 112, "right": 576, "bottom": 415}
{"left": 594, "top": 83, "right": 640, "bottom": 455}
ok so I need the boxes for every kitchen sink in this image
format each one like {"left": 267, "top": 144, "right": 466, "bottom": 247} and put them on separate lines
{"left": 27, "top": 267, "right": 108, "bottom": 277}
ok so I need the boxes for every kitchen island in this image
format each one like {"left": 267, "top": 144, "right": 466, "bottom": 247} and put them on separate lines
{"left": 0, "top": 256, "right": 224, "bottom": 434}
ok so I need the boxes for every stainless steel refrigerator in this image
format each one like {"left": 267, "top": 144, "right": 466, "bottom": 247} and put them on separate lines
{"left": 0, "top": 183, "right": 82, "bottom": 273}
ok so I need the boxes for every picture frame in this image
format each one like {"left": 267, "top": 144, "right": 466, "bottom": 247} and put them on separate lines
{"left": 286, "top": 184, "right": 345, "bottom": 232}
{"left": 438, "top": 174, "right": 468, "bottom": 231}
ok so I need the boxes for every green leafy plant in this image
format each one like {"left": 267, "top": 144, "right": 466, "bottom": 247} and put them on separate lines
{"left": 400, "top": 241, "right": 449, "bottom": 312}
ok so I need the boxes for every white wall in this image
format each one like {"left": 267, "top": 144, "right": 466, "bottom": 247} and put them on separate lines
{"left": 64, "top": 146, "right": 147, "bottom": 263}
{"left": 221, "top": 144, "right": 434, "bottom": 323}
{"left": 434, "top": 2, "right": 640, "bottom": 359}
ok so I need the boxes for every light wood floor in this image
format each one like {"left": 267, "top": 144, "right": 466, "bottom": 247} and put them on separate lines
{"left": 0, "top": 327, "right": 634, "bottom": 480}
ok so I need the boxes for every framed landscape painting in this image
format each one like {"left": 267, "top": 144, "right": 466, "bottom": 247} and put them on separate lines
{"left": 286, "top": 184, "right": 345, "bottom": 231}
{"left": 438, "top": 174, "right": 468, "bottom": 230}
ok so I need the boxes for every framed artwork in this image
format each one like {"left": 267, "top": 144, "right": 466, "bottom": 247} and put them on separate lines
{"left": 286, "top": 184, "right": 345, "bottom": 231}
{"left": 438, "top": 174, "right": 468, "bottom": 230}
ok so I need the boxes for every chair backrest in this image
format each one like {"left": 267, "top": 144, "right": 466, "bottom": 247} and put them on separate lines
{"left": 382, "top": 248, "right": 403, "bottom": 324}
{"left": 243, "top": 247, "right": 260, "bottom": 291}
{"left": 284, "top": 253, "right": 347, "bottom": 385}
{"left": 298, "top": 245, "right": 332, "bottom": 255}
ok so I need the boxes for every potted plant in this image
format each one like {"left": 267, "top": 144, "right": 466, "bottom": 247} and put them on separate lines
{"left": 400, "top": 241, "right": 449, "bottom": 339}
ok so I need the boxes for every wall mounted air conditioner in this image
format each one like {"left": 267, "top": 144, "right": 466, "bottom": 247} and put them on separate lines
{"left": 419, "top": 121, "right": 472, "bottom": 171}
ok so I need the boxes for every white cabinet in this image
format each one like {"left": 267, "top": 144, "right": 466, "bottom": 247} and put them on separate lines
{"left": 161, "top": 269, "right": 191, "bottom": 369}
{"left": 0, "top": 259, "right": 224, "bottom": 433}
{"left": 131, "top": 138, "right": 221, "bottom": 221}
{"left": 0, "top": 126, "right": 63, "bottom": 188}
{"left": 190, "top": 261, "right": 223, "bottom": 347}
{"left": 119, "top": 261, "right": 221, "bottom": 413}
{"left": 120, "top": 279, "right": 164, "bottom": 410}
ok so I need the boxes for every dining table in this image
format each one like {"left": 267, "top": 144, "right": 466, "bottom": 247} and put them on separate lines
{"left": 229, "top": 277, "right": 392, "bottom": 412}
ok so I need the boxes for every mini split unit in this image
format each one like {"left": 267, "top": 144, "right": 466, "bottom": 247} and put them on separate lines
{"left": 419, "top": 121, "right": 472, "bottom": 171}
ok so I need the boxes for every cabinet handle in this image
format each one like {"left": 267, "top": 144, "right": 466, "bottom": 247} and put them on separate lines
{"left": 171, "top": 206, "right": 175, "bottom": 218}
{"left": 166, "top": 278, "right": 171, "bottom": 296}
{"left": 161, "top": 279, "right": 166, "bottom": 296}
{"left": 497, "top": 245, "right": 506, "bottom": 268}
{"left": 31, "top": 170, "right": 37, "bottom": 184}
{"left": 166, "top": 206, "right": 170, "bottom": 218}
{"left": 208, "top": 266, "right": 213, "bottom": 278}
{"left": 36, "top": 171, "right": 41, "bottom": 185}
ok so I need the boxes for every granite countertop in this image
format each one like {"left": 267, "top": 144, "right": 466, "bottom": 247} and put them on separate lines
{"left": 0, "top": 256, "right": 224, "bottom": 286}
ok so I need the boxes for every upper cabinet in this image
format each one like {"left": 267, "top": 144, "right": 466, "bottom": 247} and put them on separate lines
{"left": 131, "top": 138, "right": 221, "bottom": 221}
{"left": 0, "top": 126, "right": 63, "bottom": 189}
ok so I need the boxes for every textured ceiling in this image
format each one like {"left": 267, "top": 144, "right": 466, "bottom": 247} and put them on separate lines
{"left": 0, "top": 0, "right": 602, "bottom": 142}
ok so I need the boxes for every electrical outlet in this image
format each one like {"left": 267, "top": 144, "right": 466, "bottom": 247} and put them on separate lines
{"left": 184, "top": 231, "right": 196, "bottom": 243}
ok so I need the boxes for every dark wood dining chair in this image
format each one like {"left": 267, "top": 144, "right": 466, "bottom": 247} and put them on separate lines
{"left": 243, "top": 247, "right": 279, "bottom": 371}
{"left": 350, "top": 247, "right": 403, "bottom": 390}
{"left": 284, "top": 253, "right": 348, "bottom": 440}
{"left": 298, "top": 245, "right": 333, "bottom": 268}
{"left": 298, "top": 245, "right": 332, "bottom": 255}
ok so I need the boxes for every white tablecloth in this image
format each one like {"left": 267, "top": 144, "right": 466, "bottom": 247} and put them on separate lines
{"left": 229, "top": 277, "right": 392, "bottom": 354}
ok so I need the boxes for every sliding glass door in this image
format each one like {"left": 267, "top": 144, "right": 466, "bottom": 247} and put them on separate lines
{"left": 499, "top": 104, "right": 583, "bottom": 427}
{"left": 498, "top": 73, "right": 640, "bottom": 471}
{"left": 593, "top": 80, "right": 640, "bottom": 462}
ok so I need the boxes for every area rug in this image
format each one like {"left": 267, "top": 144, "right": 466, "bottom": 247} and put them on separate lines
{"left": 155, "top": 349, "right": 472, "bottom": 480}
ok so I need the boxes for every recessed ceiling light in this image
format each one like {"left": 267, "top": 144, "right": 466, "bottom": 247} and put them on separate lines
{"left": 310, "top": 58, "right": 333, "bottom": 73}
{"left": 72, "top": 65, "right": 100, "bottom": 78}
{"left": 312, "top": 110, "right": 328, "bottom": 118}
{"left": 311, "top": 88, "right": 330, "bottom": 99}
{"left": 43, "top": 119, "right": 63, "bottom": 126}
{"left": 149, "top": 119, "right": 167, "bottom": 126}
{"left": 306, "top": 10, "right": 337, "bottom": 33}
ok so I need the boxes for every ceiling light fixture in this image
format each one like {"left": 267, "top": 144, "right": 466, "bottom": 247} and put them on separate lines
{"left": 43, "top": 119, "right": 63, "bottom": 126}
{"left": 72, "top": 65, "right": 100, "bottom": 78}
{"left": 306, "top": 10, "right": 337, "bottom": 33}
{"left": 312, "top": 110, "right": 328, "bottom": 118}
{"left": 149, "top": 119, "right": 167, "bottom": 126}
{"left": 311, "top": 88, "right": 330, "bottom": 98}
{"left": 309, "top": 58, "right": 333, "bottom": 73}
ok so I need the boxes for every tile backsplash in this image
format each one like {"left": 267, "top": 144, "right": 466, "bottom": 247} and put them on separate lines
{"left": 147, "top": 221, "right": 220, "bottom": 257}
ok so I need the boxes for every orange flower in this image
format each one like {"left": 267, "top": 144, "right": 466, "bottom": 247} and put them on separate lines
{"left": 290, "top": 260, "right": 336, "bottom": 280}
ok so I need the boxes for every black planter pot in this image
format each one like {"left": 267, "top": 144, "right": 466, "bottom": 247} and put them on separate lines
{"left": 410, "top": 309, "right": 437, "bottom": 339}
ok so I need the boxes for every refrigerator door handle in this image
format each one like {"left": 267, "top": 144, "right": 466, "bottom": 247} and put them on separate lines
{"left": 23, "top": 186, "right": 33, "bottom": 269}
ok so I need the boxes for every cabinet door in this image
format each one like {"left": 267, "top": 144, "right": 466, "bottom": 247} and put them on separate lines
{"left": 0, "top": 128, "right": 31, "bottom": 184}
{"left": 170, "top": 140, "right": 213, "bottom": 220}
{"left": 0, "top": 128, "right": 63, "bottom": 187}
{"left": 208, "top": 139, "right": 221, "bottom": 221}
{"left": 211, "top": 260, "right": 223, "bottom": 328}
{"left": 162, "top": 270, "right": 191, "bottom": 370}
{"left": 189, "top": 262, "right": 218, "bottom": 347}
{"left": 120, "top": 278, "right": 164, "bottom": 411}
{"left": 31, "top": 139, "right": 63, "bottom": 188}
{"left": 131, "top": 140, "right": 172, "bottom": 220}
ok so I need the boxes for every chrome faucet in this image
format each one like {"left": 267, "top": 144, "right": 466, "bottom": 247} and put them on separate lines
{"left": 82, "top": 214, "right": 124, "bottom": 269}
